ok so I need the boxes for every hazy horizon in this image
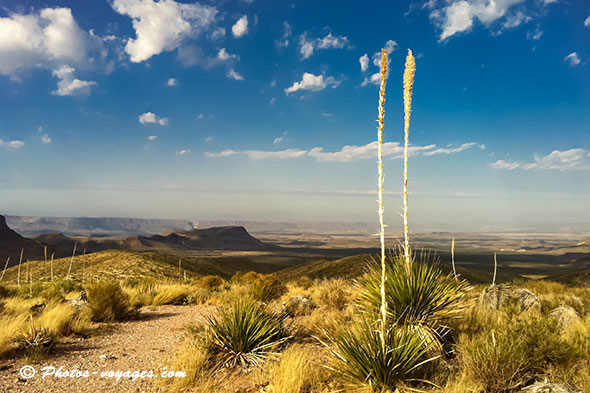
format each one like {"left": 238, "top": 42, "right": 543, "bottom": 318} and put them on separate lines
{"left": 1, "top": 0, "right": 589, "bottom": 231}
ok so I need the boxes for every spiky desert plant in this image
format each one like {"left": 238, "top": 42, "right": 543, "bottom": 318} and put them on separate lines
{"left": 451, "top": 237, "right": 458, "bottom": 281}
{"left": 402, "top": 50, "right": 416, "bottom": 272}
{"left": 376, "top": 47, "right": 389, "bottom": 347}
{"left": 358, "top": 252, "right": 470, "bottom": 345}
{"left": 207, "top": 299, "right": 288, "bottom": 369}
{"left": 327, "top": 318, "right": 434, "bottom": 392}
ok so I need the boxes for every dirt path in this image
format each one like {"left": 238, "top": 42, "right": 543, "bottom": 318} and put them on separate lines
{"left": 0, "top": 305, "right": 211, "bottom": 393}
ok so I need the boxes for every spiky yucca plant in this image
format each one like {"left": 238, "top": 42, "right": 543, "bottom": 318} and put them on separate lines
{"left": 358, "top": 252, "right": 470, "bottom": 348}
{"left": 207, "top": 299, "right": 288, "bottom": 369}
{"left": 328, "top": 318, "right": 434, "bottom": 392}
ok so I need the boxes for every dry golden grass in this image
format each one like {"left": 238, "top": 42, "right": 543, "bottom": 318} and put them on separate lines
{"left": 268, "top": 344, "right": 327, "bottom": 393}
{"left": 0, "top": 314, "right": 27, "bottom": 356}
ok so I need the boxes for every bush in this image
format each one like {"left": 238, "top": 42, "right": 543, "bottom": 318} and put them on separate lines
{"left": 198, "top": 275, "right": 224, "bottom": 290}
{"left": 359, "top": 255, "right": 469, "bottom": 329}
{"left": 250, "top": 275, "right": 287, "bottom": 303}
{"left": 269, "top": 344, "right": 326, "bottom": 393}
{"left": 207, "top": 299, "right": 288, "bottom": 368}
{"left": 152, "top": 284, "right": 190, "bottom": 305}
{"left": 328, "top": 318, "right": 432, "bottom": 392}
{"left": 312, "top": 278, "right": 350, "bottom": 310}
{"left": 86, "top": 281, "right": 130, "bottom": 322}
{"left": 19, "top": 319, "right": 55, "bottom": 361}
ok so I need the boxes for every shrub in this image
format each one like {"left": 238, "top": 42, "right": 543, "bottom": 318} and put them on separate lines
{"left": 251, "top": 275, "right": 287, "bottom": 303}
{"left": 86, "top": 281, "right": 130, "bottom": 322}
{"left": 19, "top": 319, "right": 55, "bottom": 361}
{"left": 152, "top": 284, "right": 190, "bottom": 305}
{"left": 328, "top": 318, "right": 432, "bottom": 392}
{"left": 293, "top": 276, "right": 314, "bottom": 290}
{"left": 198, "top": 275, "right": 224, "bottom": 290}
{"left": 207, "top": 299, "right": 288, "bottom": 368}
{"left": 358, "top": 254, "right": 470, "bottom": 334}
{"left": 312, "top": 279, "right": 350, "bottom": 311}
{"left": 269, "top": 344, "right": 326, "bottom": 393}
{"left": 37, "top": 302, "right": 77, "bottom": 336}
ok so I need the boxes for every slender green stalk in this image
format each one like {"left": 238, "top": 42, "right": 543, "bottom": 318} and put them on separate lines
{"left": 66, "top": 242, "right": 77, "bottom": 280}
{"left": 0, "top": 256, "right": 9, "bottom": 282}
{"left": 492, "top": 252, "right": 497, "bottom": 286}
{"left": 377, "top": 48, "right": 388, "bottom": 348}
{"left": 452, "top": 237, "right": 458, "bottom": 281}
{"left": 402, "top": 50, "right": 416, "bottom": 272}
{"left": 17, "top": 248, "right": 23, "bottom": 286}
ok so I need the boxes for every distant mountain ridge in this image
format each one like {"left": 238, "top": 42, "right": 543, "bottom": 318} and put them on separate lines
{"left": 6, "top": 215, "right": 194, "bottom": 236}
{"left": 0, "top": 215, "right": 280, "bottom": 268}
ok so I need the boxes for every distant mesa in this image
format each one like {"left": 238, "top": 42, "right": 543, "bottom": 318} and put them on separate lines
{"left": 0, "top": 214, "right": 280, "bottom": 269}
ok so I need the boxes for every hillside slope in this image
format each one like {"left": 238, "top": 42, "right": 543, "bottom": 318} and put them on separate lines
{"left": 0, "top": 215, "right": 44, "bottom": 267}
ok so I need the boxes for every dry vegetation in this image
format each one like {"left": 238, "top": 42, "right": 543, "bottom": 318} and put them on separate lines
{"left": 1, "top": 47, "right": 589, "bottom": 393}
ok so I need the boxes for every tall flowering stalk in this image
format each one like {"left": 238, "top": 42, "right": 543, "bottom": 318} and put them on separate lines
{"left": 402, "top": 50, "right": 416, "bottom": 272}
{"left": 377, "top": 48, "right": 388, "bottom": 345}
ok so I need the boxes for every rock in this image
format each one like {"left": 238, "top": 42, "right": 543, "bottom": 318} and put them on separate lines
{"left": 549, "top": 305, "right": 579, "bottom": 328}
{"left": 513, "top": 288, "right": 541, "bottom": 310}
{"left": 520, "top": 381, "right": 582, "bottom": 392}
{"left": 479, "top": 284, "right": 512, "bottom": 309}
{"left": 285, "top": 294, "right": 317, "bottom": 316}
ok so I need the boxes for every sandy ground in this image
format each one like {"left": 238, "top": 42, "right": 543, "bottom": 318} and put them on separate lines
{"left": 0, "top": 305, "right": 211, "bottom": 393}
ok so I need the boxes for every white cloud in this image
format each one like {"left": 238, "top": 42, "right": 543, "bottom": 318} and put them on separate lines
{"left": 361, "top": 72, "right": 381, "bottom": 87}
{"left": 232, "top": 15, "right": 248, "bottom": 38}
{"left": 139, "top": 111, "right": 169, "bottom": 126}
{"left": 431, "top": 0, "right": 526, "bottom": 41}
{"left": 269, "top": 97, "right": 276, "bottom": 106}
{"left": 207, "top": 140, "right": 480, "bottom": 162}
{"left": 176, "top": 149, "right": 190, "bottom": 156}
{"left": 111, "top": 0, "right": 217, "bottom": 63}
{"left": 197, "top": 113, "right": 205, "bottom": 119}
{"left": 527, "top": 26, "right": 543, "bottom": 40}
{"left": 167, "top": 78, "right": 177, "bottom": 86}
{"left": 273, "top": 131, "right": 287, "bottom": 144}
{"left": 227, "top": 68, "right": 244, "bottom": 80}
{"left": 0, "top": 7, "right": 103, "bottom": 76}
{"left": 564, "top": 52, "right": 581, "bottom": 66}
{"left": 217, "top": 48, "right": 238, "bottom": 61}
{"left": 0, "top": 139, "right": 25, "bottom": 150}
{"left": 285, "top": 73, "right": 340, "bottom": 94}
{"left": 585, "top": 16, "right": 590, "bottom": 27}
{"left": 210, "top": 27, "right": 226, "bottom": 39}
{"left": 491, "top": 149, "right": 590, "bottom": 171}
{"left": 204, "top": 136, "right": 213, "bottom": 142}
{"left": 371, "top": 40, "right": 398, "bottom": 66}
{"left": 422, "top": 142, "right": 477, "bottom": 156}
{"left": 148, "top": 135, "right": 157, "bottom": 141}
{"left": 41, "top": 134, "right": 51, "bottom": 144}
{"left": 51, "top": 65, "right": 97, "bottom": 96}
{"left": 298, "top": 32, "right": 351, "bottom": 59}
{"left": 543, "top": 0, "right": 557, "bottom": 4}
{"left": 359, "top": 54, "right": 369, "bottom": 72}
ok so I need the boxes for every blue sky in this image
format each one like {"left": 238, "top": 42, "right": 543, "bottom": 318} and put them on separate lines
{"left": 0, "top": 0, "right": 589, "bottom": 232}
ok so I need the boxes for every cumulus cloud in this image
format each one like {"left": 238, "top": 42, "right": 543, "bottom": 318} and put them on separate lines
{"left": 585, "top": 16, "right": 590, "bottom": 27}
{"left": 275, "top": 21, "right": 291, "bottom": 48}
{"left": 0, "top": 7, "right": 104, "bottom": 76}
{"left": 273, "top": 131, "right": 287, "bottom": 144}
{"left": 564, "top": 52, "right": 581, "bottom": 66}
{"left": 52, "top": 65, "right": 97, "bottom": 96}
{"left": 371, "top": 40, "right": 398, "bottom": 66}
{"left": 167, "top": 78, "right": 177, "bottom": 86}
{"left": 232, "top": 15, "right": 248, "bottom": 38}
{"left": 361, "top": 72, "right": 381, "bottom": 87}
{"left": 359, "top": 54, "right": 369, "bottom": 72}
{"left": 431, "top": 0, "right": 527, "bottom": 41}
{"left": 210, "top": 27, "right": 225, "bottom": 40}
{"left": 207, "top": 140, "right": 480, "bottom": 162}
{"left": 0, "top": 139, "right": 25, "bottom": 150}
{"left": 139, "top": 112, "right": 169, "bottom": 126}
{"left": 148, "top": 135, "right": 157, "bottom": 141}
{"left": 111, "top": 0, "right": 217, "bottom": 63}
{"left": 217, "top": 48, "right": 238, "bottom": 61}
{"left": 491, "top": 149, "right": 590, "bottom": 171}
{"left": 285, "top": 73, "right": 340, "bottom": 94}
{"left": 41, "top": 134, "right": 52, "bottom": 144}
{"left": 422, "top": 142, "right": 480, "bottom": 156}
{"left": 298, "top": 32, "right": 351, "bottom": 59}
{"left": 226, "top": 68, "right": 244, "bottom": 80}
{"left": 176, "top": 149, "right": 190, "bottom": 156}
{"left": 204, "top": 136, "right": 213, "bottom": 142}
